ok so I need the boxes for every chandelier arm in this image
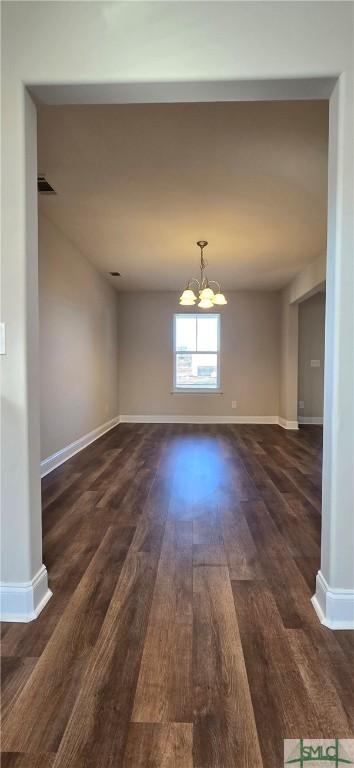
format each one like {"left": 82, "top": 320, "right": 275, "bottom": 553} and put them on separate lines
{"left": 188, "top": 277, "right": 201, "bottom": 290}
{"left": 208, "top": 279, "right": 221, "bottom": 293}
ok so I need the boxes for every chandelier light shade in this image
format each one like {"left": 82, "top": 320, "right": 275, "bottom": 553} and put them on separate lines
{"left": 198, "top": 298, "right": 214, "bottom": 309}
{"left": 179, "top": 288, "right": 197, "bottom": 305}
{"left": 179, "top": 241, "right": 228, "bottom": 309}
{"left": 199, "top": 286, "right": 215, "bottom": 300}
{"left": 212, "top": 292, "right": 227, "bottom": 305}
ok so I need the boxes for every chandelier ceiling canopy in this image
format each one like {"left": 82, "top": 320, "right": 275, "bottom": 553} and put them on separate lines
{"left": 179, "top": 241, "right": 227, "bottom": 309}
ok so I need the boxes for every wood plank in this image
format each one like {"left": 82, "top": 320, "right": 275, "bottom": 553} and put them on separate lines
{"left": 50, "top": 437, "right": 173, "bottom": 767}
{"left": 293, "top": 556, "right": 320, "bottom": 593}
{"left": 233, "top": 438, "right": 321, "bottom": 556}
{"left": 0, "top": 755, "right": 55, "bottom": 768}
{"left": 286, "top": 629, "right": 353, "bottom": 735}
{"left": 96, "top": 427, "right": 159, "bottom": 509}
{"left": 193, "top": 507, "right": 227, "bottom": 567}
{"left": 241, "top": 499, "right": 316, "bottom": 628}
{"left": 231, "top": 580, "right": 325, "bottom": 767}
{"left": 304, "top": 624, "right": 354, "bottom": 728}
{"left": 219, "top": 504, "right": 263, "bottom": 580}
{"left": 2, "top": 525, "right": 134, "bottom": 753}
{"left": 41, "top": 472, "right": 82, "bottom": 512}
{"left": 0, "top": 501, "right": 116, "bottom": 658}
{"left": 334, "top": 631, "right": 354, "bottom": 665}
{"left": 72, "top": 447, "right": 123, "bottom": 492}
{"left": 1, "top": 657, "right": 37, "bottom": 720}
{"left": 108, "top": 466, "right": 155, "bottom": 526}
{"left": 223, "top": 454, "right": 261, "bottom": 505}
{"left": 51, "top": 551, "right": 159, "bottom": 768}
{"left": 122, "top": 723, "right": 193, "bottom": 768}
{"left": 281, "top": 464, "right": 322, "bottom": 510}
{"left": 132, "top": 520, "right": 193, "bottom": 723}
{"left": 193, "top": 566, "right": 263, "bottom": 768}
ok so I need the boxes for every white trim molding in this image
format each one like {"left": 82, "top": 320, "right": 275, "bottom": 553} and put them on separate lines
{"left": 298, "top": 416, "right": 324, "bottom": 425}
{"left": 312, "top": 571, "right": 354, "bottom": 630}
{"left": 40, "top": 416, "right": 120, "bottom": 477}
{"left": 0, "top": 565, "right": 52, "bottom": 623}
{"left": 120, "top": 414, "right": 279, "bottom": 424}
{"left": 278, "top": 417, "right": 299, "bottom": 430}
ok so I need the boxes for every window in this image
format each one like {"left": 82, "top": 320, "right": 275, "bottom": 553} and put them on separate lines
{"left": 173, "top": 314, "right": 220, "bottom": 390}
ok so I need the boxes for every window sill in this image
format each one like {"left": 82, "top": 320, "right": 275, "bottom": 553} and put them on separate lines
{"left": 171, "top": 389, "right": 224, "bottom": 395}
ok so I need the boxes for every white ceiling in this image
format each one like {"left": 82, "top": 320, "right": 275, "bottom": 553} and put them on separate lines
{"left": 38, "top": 100, "right": 328, "bottom": 291}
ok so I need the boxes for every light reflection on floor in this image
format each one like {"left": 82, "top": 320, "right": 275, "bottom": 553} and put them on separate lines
{"left": 166, "top": 435, "right": 232, "bottom": 520}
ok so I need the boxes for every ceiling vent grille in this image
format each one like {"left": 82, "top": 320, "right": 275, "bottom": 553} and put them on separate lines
{"left": 37, "top": 175, "right": 56, "bottom": 195}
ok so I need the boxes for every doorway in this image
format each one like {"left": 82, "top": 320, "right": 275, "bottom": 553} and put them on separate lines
{"left": 1, "top": 72, "right": 353, "bottom": 631}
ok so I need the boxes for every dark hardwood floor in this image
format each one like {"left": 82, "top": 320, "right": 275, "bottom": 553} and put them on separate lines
{"left": 1, "top": 423, "right": 353, "bottom": 767}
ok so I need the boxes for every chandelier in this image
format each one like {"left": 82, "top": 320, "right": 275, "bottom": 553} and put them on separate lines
{"left": 179, "top": 241, "right": 227, "bottom": 308}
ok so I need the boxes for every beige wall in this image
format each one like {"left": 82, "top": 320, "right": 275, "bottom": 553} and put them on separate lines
{"left": 298, "top": 291, "right": 325, "bottom": 419}
{"left": 39, "top": 213, "right": 119, "bottom": 460}
{"left": 118, "top": 291, "right": 280, "bottom": 418}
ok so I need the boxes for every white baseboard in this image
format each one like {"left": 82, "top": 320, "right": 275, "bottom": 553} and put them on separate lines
{"left": 0, "top": 564, "right": 52, "bottom": 623}
{"left": 40, "top": 416, "right": 120, "bottom": 477}
{"left": 298, "top": 416, "right": 323, "bottom": 425}
{"left": 119, "top": 414, "right": 279, "bottom": 425}
{"left": 39, "top": 413, "right": 303, "bottom": 476}
{"left": 278, "top": 417, "right": 299, "bottom": 430}
{"left": 312, "top": 570, "right": 354, "bottom": 630}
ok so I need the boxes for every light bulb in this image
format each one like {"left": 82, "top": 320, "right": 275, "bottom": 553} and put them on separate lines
{"left": 199, "top": 286, "right": 215, "bottom": 300}
{"left": 198, "top": 298, "right": 214, "bottom": 309}
{"left": 213, "top": 292, "right": 227, "bottom": 305}
{"left": 179, "top": 298, "right": 196, "bottom": 306}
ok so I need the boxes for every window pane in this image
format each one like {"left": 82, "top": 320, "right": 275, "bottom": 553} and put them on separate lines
{"left": 175, "top": 316, "right": 196, "bottom": 352}
{"left": 197, "top": 316, "right": 218, "bottom": 352}
{"left": 176, "top": 353, "right": 218, "bottom": 388}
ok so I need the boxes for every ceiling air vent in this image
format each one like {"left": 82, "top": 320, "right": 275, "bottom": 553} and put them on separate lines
{"left": 37, "top": 175, "right": 56, "bottom": 195}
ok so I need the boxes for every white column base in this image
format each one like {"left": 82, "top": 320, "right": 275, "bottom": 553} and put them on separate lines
{"left": 278, "top": 417, "right": 299, "bottom": 430}
{"left": 312, "top": 570, "right": 354, "bottom": 630}
{"left": 0, "top": 564, "right": 52, "bottom": 622}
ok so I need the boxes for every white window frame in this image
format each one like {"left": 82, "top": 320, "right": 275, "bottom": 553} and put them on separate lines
{"left": 173, "top": 313, "right": 221, "bottom": 393}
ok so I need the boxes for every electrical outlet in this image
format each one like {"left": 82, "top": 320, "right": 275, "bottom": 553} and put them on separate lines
{"left": 231, "top": 400, "right": 237, "bottom": 409}
{"left": 298, "top": 400, "right": 305, "bottom": 410}
{"left": 310, "top": 359, "right": 320, "bottom": 367}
